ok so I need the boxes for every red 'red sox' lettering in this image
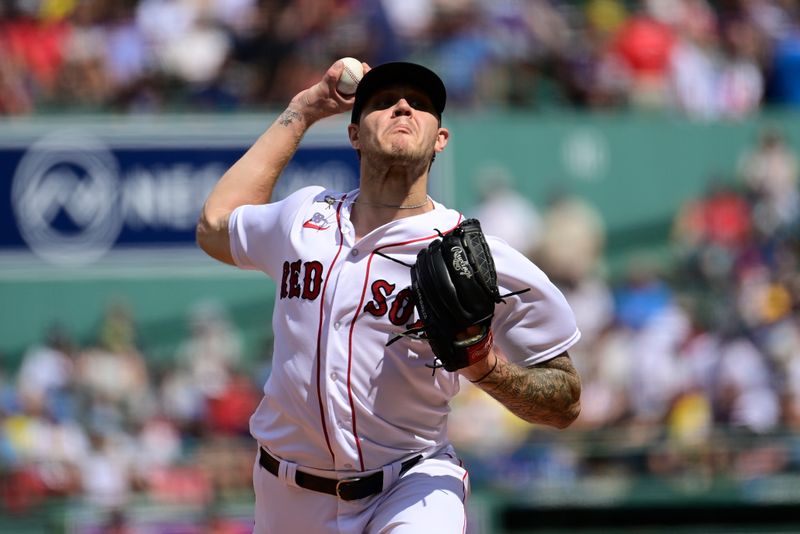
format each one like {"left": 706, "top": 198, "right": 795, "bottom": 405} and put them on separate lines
{"left": 280, "top": 260, "right": 323, "bottom": 300}
{"left": 281, "top": 266, "right": 414, "bottom": 324}
{"left": 364, "top": 281, "right": 415, "bottom": 325}
{"left": 364, "top": 280, "right": 396, "bottom": 316}
{"left": 388, "top": 287, "right": 415, "bottom": 326}
{"left": 302, "top": 261, "right": 323, "bottom": 300}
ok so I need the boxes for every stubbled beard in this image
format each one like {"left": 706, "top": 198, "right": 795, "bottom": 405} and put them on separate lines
{"left": 364, "top": 149, "right": 428, "bottom": 176}
{"left": 386, "top": 144, "right": 419, "bottom": 164}
{"left": 368, "top": 139, "right": 434, "bottom": 168}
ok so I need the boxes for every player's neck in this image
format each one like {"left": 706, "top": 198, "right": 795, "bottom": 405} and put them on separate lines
{"left": 351, "top": 177, "right": 432, "bottom": 239}
{"left": 350, "top": 204, "right": 428, "bottom": 240}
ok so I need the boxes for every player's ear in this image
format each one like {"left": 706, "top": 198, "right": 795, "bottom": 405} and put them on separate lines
{"left": 435, "top": 127, "right": 449, "bottom": 152}
{"left": 347, "top": 123, "right": 360, "bottom": 149}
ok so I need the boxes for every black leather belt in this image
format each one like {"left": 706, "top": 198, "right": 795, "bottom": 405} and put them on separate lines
{"left": 259, "top": 447, "right": 422, "bottom": 501}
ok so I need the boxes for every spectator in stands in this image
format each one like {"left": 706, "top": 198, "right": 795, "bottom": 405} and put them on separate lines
{"left": 737, "top": 126, "right": 800, "bottom": 235}
{"left": 537, "top": 190, "right": 606, "bottom": 287}
{"left": 672, "top": 178, "right": 753, "bottom": 286}
{"left": 16, "top": 324, "right": 75, "bottom": 415}
{"left": 54, "top": 0, "right": 114, "bottom": 110}
{"left": 0, "top": 0, "right": 70, "bottom": 107}
{"left": 666, "top": 0, "right": 721, "bottom": 120}
{"left": 618, "top": 259, "right": 688, "bottom": 423}
{"left": 175, "top": 300, "right": 243, "bottom": 401}
{"left": 766, "top": 19, "right": 800, "bottom": 106}
{"left": 424, "top": 1, "right": 494, "bottom": 108}
{"left": 472, "top": 165, "right": 543, "bottom": 259}
{"left": 717, "top": 14, "right": 766, "bottom": 119}
{"left": 609, "top": 0, "right": 677, "bottom": 109}
{"left": 572, "top": 322, "right": 632, "bottom": 429}
{"left": 79, "top": 429, "right": 134, "bottom": 507}
{"left": 715, "top": 335, "right": 781, "bottom": 432}
{"left": 76, "top": 300, "right": 150, "bottom": 434}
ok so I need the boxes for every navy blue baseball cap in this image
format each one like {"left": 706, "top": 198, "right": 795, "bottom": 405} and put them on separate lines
{"left": 350, "top": 62, "right": 447, "bottom": 124}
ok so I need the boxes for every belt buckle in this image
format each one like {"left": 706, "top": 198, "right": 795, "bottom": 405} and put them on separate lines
{"left": 335, "top": 476, "right": 362, "bottom": 500}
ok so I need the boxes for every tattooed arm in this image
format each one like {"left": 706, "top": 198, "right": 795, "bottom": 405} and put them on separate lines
{"left": 461, "top": 351, "right": 581, "bottom": 429}
{"left": 197, "top": 60, "right": 364, "bottom": 264}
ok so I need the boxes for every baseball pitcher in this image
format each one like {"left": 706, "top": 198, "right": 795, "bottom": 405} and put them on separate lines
{"left": 197, "top": 60, "right": 582, "bottom": 533}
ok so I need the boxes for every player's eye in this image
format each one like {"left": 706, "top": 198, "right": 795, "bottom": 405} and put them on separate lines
{"left": 372, "top": 96, "right": 397, "bottom": 109}
{"left": 408, "top": 98, "right": 433, "bottom": 112}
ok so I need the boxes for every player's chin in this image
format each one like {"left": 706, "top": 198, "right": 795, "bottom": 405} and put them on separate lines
{"left": 366, "top": 142, "right": 429, "bottom": 169}
{"left": 391, "top": 140, "right": 435, "bottom": 159}
{"left": 383, "top": 145, "right": 422, "bottom": 164}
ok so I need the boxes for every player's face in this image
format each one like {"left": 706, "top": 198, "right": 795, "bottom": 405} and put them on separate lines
{"left": 348, "top": 85, "right": 448, "bottom": 166}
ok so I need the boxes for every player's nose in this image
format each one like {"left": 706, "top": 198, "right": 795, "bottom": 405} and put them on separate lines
{"left": 391, "top": 98, "right": 413, "bottom": 117}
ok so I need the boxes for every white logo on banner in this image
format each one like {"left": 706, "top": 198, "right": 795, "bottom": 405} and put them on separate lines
{"left": 12, "top": 132, "right": 123, "bottom": 265}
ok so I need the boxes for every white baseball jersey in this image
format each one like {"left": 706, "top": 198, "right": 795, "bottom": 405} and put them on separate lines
{"left": 229, "top": 186, "right": 580, "bottom": 473}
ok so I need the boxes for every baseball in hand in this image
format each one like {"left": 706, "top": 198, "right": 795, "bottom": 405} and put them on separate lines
{"left": 336, "top": 57, "right": 363, "bottom": 96}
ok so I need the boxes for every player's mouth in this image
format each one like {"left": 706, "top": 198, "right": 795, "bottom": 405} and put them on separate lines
{"left": 388, "top": 122, "right": 413, "bottom": 134}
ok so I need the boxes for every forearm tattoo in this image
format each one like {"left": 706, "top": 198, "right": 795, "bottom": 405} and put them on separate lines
{"left": 477, "top": 354, "right": 581, "bottom": 428}
{"left": 278, "top": 109, "right": 301, "bottom": 126}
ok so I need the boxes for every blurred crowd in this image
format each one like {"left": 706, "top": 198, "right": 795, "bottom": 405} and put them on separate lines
{"left": 2, "top": 0, "right": 800, "bottom": 117}
{"left": 0, "top": 299, "right": 261, "bottom": 527}
{"left": 453, "top": 125, "right": 800, "bottom": 491}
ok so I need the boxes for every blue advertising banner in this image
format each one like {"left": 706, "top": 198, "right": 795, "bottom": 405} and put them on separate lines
{"left": 1, "top": 123, "right": 359, "bottom": 265}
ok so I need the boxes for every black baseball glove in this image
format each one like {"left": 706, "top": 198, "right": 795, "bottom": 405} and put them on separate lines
{"left": 388, "top": 218, "right": 527, "bottom": 372}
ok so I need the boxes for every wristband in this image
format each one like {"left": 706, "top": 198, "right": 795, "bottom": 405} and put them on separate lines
{"left": 464, "top": 329, "right": 493, "bottom": 367}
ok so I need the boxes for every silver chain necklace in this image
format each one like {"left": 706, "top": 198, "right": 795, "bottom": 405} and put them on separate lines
{"left": 324, "top": 195, "right": 430, "bottom": 210}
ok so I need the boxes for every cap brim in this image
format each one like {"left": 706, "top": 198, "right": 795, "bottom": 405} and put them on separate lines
{"left": 350, "top": 62, "right": 446, "bottom": 124}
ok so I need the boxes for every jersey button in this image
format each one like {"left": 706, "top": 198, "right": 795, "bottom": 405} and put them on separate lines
{"left": 334, "top": 321, "right": 341, "bottom": 330}
{"left": 351, "top": 248, "right": 359, "bottom": 257}
{"left": 330, "top": 372, "right": 338, "bottom": 381}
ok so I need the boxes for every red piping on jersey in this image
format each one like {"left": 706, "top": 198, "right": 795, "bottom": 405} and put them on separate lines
{"left": 314, "top": 195, "right": 347, "bottom": 466}
{"left": 345, "top": 213, "right": 464, "bottom": 471}
{"left": 461, "top": 468, "right": 469, "bottom": 534}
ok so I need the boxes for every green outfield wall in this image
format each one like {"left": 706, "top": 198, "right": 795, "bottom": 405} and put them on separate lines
{"left": 447, "top": 110, "right": 800, "bottom": 258}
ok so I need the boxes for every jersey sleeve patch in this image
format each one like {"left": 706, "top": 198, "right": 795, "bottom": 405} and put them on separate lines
{"left": 228, "top": 186, "right": 326, "bottom": 277}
